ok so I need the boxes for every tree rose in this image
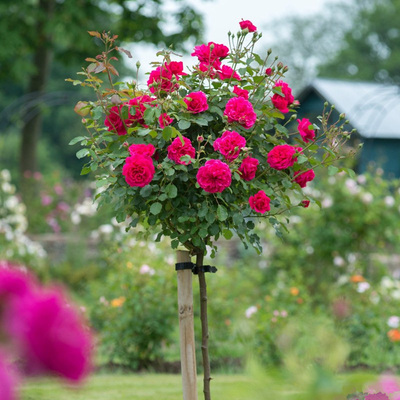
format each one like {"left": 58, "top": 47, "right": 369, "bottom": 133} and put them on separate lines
{"left": 184, "top": 91, "right": 208, "bottom": 113}
{"left": 294, "top": 169, "right": 315, "bottom": 188}
{"left": 167, "top": 137, "right": 196, "bottom": 165}
{"left": 224, "top": 97, "right": 257, "bottom": 129}
{"left": 271, "top": 80, "right": 294, "bottom": 113}
{"left": 239, "top": 19, "right": 257, "bottom": 32}
{"left": 249, "top": 190, "right": 271, "bottom": 213}
{"left": 213, "top": 131, "right": 246, "bottom": 161}
{"left": 128, "top": 143, "right": 156, "bottom": 158}
{"left": 238, "top": 157, "right": 259, "bottom": 181}
{"left": 191, "top": 42, "right": 229, "bottom": 64}
{"left": 267, "top": 144, "right": 299, "bottom": 170}
{"left": 122, "top": 154, "right": 155, "bottom": 187}
{"left": 196, "top": 159, "right": 232, "bottom": 193}
{"left": 297, "top": 118, "right": 316, "bottom": 143}
{"left": 128, "top": 95, "right": 155, "bottom": 125}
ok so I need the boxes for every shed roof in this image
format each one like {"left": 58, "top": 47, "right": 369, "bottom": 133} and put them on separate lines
{"left": 299, "top": 78, "right": 400, "bottom": 139}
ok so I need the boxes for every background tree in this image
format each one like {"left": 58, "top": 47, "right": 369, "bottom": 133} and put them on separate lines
{"left": 0, "top": 0, "right": 204, "bottom": 197}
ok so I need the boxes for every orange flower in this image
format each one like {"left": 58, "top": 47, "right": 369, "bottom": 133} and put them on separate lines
{"left": 388, "top": 329, "right": 400, "bottom": 342}
{"left": 111, "top": 296, "right": 126, "bottom": 308}
{"left": 290, "top": 287, "right": 299, "bottom": 296}
{"left": 296, "top": 298, "right": 304, "bottom": 304}
{"left": 224, "top": 319, "right": 231, "bottom": 326}
{"left": 350, "top": 275, "right": 365, "bottom": 283}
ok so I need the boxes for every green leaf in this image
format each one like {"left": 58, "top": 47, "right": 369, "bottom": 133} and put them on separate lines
{"left": 178, "top": 119, "right": 191, "bottom": 130}
{"left": 297, "top": 154, "right": 308, "bottom": 164}
{"left": 165, "top": 184, "right": 178, "bottom": 199}
{"left": 223, "top": 229, "right": 233, "bottom": 240}
{"left": 217, "top": 205, "right": 228, "bottom": 221}
{"left": 162, "top": 126, "right": 173, "bottom": 141}
{"left": 92, "top": 106, "right": 103, "bottom": 120}
{"left": 140, "top": 185, "right": 153, "bottom": 197}
{"left": 69, "top": 136, "right": 88, "bottom": 145}
{"left": 150, "top": 202, "right": 162, "bottom": 215}
{"left": 198, "top": 228, "right": 208, "bottom": 238}
{"left": 76, "top": 148, "right": 90, "bottom": 159}
{"left": 328, "top": 165, "right": 339, "bottom": 176}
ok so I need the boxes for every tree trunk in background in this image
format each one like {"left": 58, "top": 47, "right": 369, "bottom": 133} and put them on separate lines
{"left": 20, "top": 0, "right": 54, "bottom": 199}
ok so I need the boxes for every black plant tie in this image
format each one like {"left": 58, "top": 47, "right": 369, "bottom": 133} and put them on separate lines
{"left": 175, "top": 262, "right": 217, "bottom": 274}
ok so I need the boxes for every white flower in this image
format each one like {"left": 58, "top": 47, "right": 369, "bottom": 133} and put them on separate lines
{"left": 1, "top": 169, "right": 11, "bottom": 181}
{"left": 306, "top": 246, "right": 314, "bottom": 255}
{"left": 321, "top": 197, "right": 333, "bottom": 208}
{"left": 347, "top": 253, "right": 357, "bottom": 264}
{"left": 357, "top": 282, "right": 370, "bottom": 293}
{"left": 337, "top": 275, "right": 348, "bottom": 286}
{"left": 361, "top": 192, "right": 373, "bottom": 204}
{"left": 245, "top": 305, "right": 258, "bottom": 318}
{"left": 140, "top": 264, "right": 155, "bottom": 275}
{"left": 345, "top": 179, "right": 360, "bottom": 194}
{"left": 381, "top": 276, "right": 395, "bottom": 289}
{"left": 357, "top": 175, "right": 367, "bottom": 184}
{"left": 387, "top": 316, "right": 400, "bottom": 328}
{"left": 333, "top": 256, "right": 345, "bottom": 267}
{"left": 384, "top": 196, "right": 395, "bottom": 207}
{"left": 71, "top": 211, "right": 81, "bottom": 225}
{"left": 98, "top": 224, "right": 113, "bottom": 234}
{"left": 392, "top": 290, "right": 400, "bottom": 300}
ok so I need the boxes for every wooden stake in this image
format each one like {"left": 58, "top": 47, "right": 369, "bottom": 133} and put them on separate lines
{"left": 176, "top": 250, "right": 198, "bottom": 400}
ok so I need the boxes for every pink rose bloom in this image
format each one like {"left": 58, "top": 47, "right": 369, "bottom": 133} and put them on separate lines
{"left": 5, "top": 288, "right": 92, "bottom": 382}
{"left": 249, "top": 190, "right": 271, "bottom": 214}
{"left": 302, "top": 200, "right": 310, "bottom": 208}
{"left": 238, "top": 157, "right": 259, "bottom": 181}
{"left": 224, "top": 97, "right": 257, "bottom": 129}
{"left": 233, "top": 86, "right": 249, "bottom": 99}
{"left": 297, "top": 118, "right": 315, "bottom": 143}
{"left": 218, "top": 65, "right": 241, "bottom": 81}
{"left": 165, "top": 61, "right": 187, "bottom": 76}
{"left": 267, "top": 144, "right": 298, "bottom": 170}
{"left": 197, "top": 159, "right": 232, "bottom": 193}
{"left": 213, "top": 131, "right": 246, "bottom": 161}
{"left": 192, "top": 42, "right": 229, "bottom": 65}
{"left": 294, "top": 169, "right": 315, "bottom": 188}
{"left": 147, "top": 65, "right": 179, "bottom": 94}
{"left": 271, "top": 80, "right": 294, "bottom": 113}
{"left": 159, "top": 113, "right": 174, "bottom": 129}
{"left": 104, "top": 105, "right": 130, "bottom": 136}
{"left": 0, "top": 352, "right": 17, "bottom": 400}
{"left": 239, "top": 19, "right": 257, "bottom": 32}
{"left": 167, "top": 137, "right": 196, "bottom": 165}
{"left": 198, "top": 61, "right": 220, "bottom": 78}
{"left": 365, "top": 395, "right": 390, "bottom": 400}
{"left": 128, "top": 143, "right": 156, "bottom": 158}
{"left": 0, "top": 265, "right": 34, "bottom": 300}
{"left": 122, "top": 154, "right": 155, "bottom": 187}
{"left": 265, "top": 68, "right": 273, "bottom": 76}
{"left": 128, "top": 95, "right": 155, "bottom": 125}
{"left": 184, "top": 91, "right": 208, "bottom": 113}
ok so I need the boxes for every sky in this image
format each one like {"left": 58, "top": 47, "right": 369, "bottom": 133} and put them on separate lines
{"left": 126, "top": 0, "right": 332, "bottom": 80}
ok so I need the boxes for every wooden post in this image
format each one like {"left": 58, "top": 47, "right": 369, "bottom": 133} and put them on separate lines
{"left": 176, "top": 250, "right": 198, "bottom": 400}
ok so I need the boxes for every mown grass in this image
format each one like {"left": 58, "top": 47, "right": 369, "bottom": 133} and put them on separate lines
{"left": 21, "top": 373, "right": 254, "bottom": 400}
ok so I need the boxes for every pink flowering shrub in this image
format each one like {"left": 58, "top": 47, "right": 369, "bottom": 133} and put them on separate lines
{"left": 0, "top": 262, "right": 93, "bottom": 398}
{"left": 70, "top": 27, "right": 352, "bottom": 255}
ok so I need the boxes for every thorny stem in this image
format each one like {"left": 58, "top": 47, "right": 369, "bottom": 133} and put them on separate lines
{"left": 196, "top": 250, "right": 212, "bottom": 400}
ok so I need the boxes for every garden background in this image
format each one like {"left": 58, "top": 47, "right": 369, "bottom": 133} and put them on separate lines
{"left": 1, "top": 0, "right": 400, "bottom": 399}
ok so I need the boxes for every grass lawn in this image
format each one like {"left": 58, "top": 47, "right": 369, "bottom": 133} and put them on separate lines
{"left": 21, "top": 374, "right": 255, "bottom": 400}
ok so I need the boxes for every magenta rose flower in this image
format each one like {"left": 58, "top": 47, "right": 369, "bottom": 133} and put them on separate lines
{"left": 218, "top": 65, "right": 241, "bottom": 81}
{"left": 271, "top": 80, "right": 294, "bottom": 113}
{"left": 294, "top": 169, "right": 315, "bottom": 188}
{"left": 267, "top": 144, "right": 298, "bottom": 170}
{"left": 0, "top": 265, "right": 34, "bottom": 300}
{"left": 192, "top": 42, "right": 229, "bottom": 64}
{"left": 213, "top": 131, "right": 246, "bottom": 161}
{"left": 128, "top": 143, "right": 156, "bottom": 158}
{"left": 198, "top": 61, "right": 220, "bottom": 78}
{"left": 184, "top": 91, "right": 208, "bottom": 113}
{"left": 238, "top": 157, "right": 259, "bottom": 181}
{"left": 224, "top": 97, "right": 257, "bottom": 129}
{"left": 5, "top": 288, "right": 92, "bottom": 382}
{"left": 233, "top": 86, "right": 249, "bottom": 99}
{"left": 197, "top": 159, "right": 232, "bottom": 193}
{"left": 0, "top": 352, "right": 17, "bottom": 400}
{"left": 104, "top": 105, "right": 130, "bottom": 136}
{"left": 128, "top": 95, "right": 155, "bottom": 125}
{"left": 122, "top": 154, "right": 155, "bottom": 187}
{"left": 249, "top": 190, "right": 271, "bottom": 214}
{"left": 159, "top": 113, "right": 174, "bottom": 129}
{"left": 167, "top": 137, "right": 196, "bottom": 165}
{"left": 265, "top": 67, "right": 273, "bottom": 76}
{"left": 297, "top": 118, "right": 315, "bottom": 143}
{"left": 239, "top": 19, "right": 257, "bottom": 32}
{"left": 302, "top": 200, "right": 310, "bottom": 208}
{"left": 147, "top": 65, "right": 178, "bottom": 94}
{"left": 165, "top": 61, "right": 187, "bottom": 76}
